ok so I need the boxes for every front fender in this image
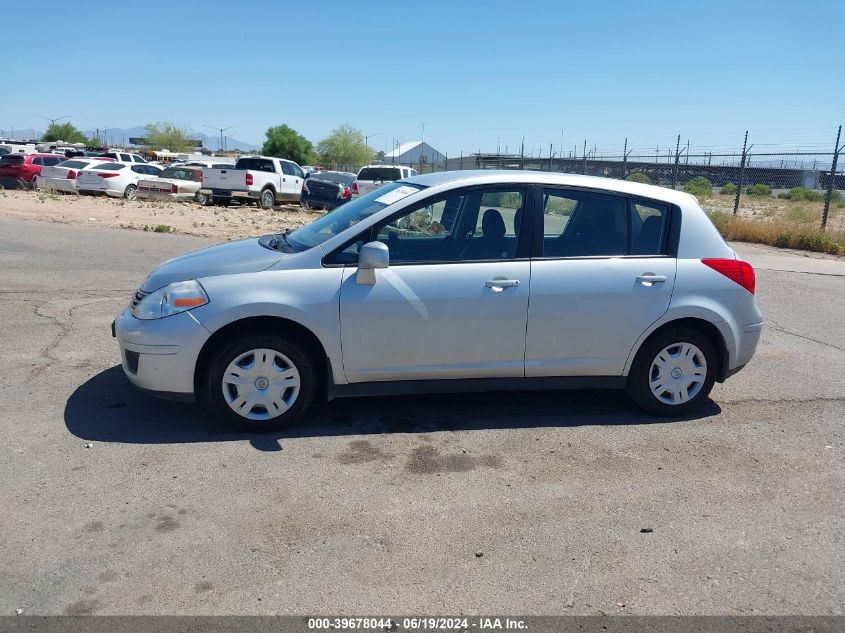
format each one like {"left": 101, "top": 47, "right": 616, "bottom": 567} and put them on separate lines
{"left": 189, "top": 267, "right": 345, "bottom": 382}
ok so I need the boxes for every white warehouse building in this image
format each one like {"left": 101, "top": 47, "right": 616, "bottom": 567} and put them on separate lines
{"left": 383, "top": 141, "right": 446, "bottom": 165}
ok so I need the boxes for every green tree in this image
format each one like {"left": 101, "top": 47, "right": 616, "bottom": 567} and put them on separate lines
{"left": 144, "top": 121, "right": 193, "bottom": 152}
{"left": 316, "top": 124, "right": 374, "bottom": 168}
{"left": 261, "top": 124, "right": 314, "bottom": 165}
{"left": 42, "top": 122, "right": 87, "bottom": 144}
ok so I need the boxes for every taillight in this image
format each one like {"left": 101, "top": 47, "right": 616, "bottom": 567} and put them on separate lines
{"left": 701, "top": 258, "right": 756, "bottom": 294}
{"left": 99, "top": 173, "right": 119, "bottom": 178}
{"left": 170, "top": 184, "right": 178, "bottom": 194}
{"left": 66, "top": 170, "right": 77, "bottom": 180}
{"left": 341, "top": 186, "right": 351, "bottom": 199}
{"left": 351, "top": 181, "right": 359, "bottom": 195}
{"left": 245, "top": 173, "right": 253, "bottom": 186}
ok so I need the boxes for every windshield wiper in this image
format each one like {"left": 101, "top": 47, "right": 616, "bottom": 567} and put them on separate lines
{"left": 268, "top": 228, "right": 293, "bottom": 251}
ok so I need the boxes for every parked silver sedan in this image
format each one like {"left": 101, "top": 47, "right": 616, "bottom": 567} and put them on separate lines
{"left": 113, "top": 171, "right": 763, "bottom": 431}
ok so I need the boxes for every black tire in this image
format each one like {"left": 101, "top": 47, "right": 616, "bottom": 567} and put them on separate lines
{"left": 196, "top": 192, "right": 211, "bottom": 206}
{"left": 626, "top": 325, "right": 717, "bottom": 416}
{"left": 203, "top": 332, "right": 317, "bottom": 432}
{"left": 259, "top": 188, "right": 275, "bottom": 210}
{"left": 124, "top": 184, "right": 137, "bottom": 200}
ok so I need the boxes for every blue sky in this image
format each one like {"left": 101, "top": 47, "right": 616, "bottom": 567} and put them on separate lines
{"left": 1, "top": 0, "right": 843, "bottom": 155}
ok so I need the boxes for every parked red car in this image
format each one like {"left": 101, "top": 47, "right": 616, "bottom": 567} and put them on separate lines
{"left": 0, "top": 153, "right": 66, "bottom": 189}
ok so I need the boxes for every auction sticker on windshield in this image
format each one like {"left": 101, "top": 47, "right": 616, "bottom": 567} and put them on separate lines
{"left": 375, "top": 185, "right": 420, "bottom": 205}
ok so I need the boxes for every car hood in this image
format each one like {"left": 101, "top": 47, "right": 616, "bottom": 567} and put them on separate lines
{"left": 141, "top": 236, "right": 283, "bottom": 291}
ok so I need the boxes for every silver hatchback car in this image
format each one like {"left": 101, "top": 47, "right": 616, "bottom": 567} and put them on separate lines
{"left": 113, "top": 171, "right": 762, "bottom": 431}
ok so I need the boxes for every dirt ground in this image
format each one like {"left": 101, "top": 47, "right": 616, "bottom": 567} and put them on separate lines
{"left": 0, "top": 189, "right": 318, "bottom": 240}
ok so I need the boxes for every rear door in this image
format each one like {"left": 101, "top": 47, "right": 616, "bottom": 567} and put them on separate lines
{"left": 525, "top": 187, "right": 677, "bottom": 376}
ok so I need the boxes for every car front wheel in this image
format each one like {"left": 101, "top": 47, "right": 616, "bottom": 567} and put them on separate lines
{"left": 124, "top": 184, "right": 137, "bottom": 200}
{"left": 204, "top": 333, "right": 317, "bottom": 431}
{"left": 626, "top": 326, "right": 717, "bottom": 416}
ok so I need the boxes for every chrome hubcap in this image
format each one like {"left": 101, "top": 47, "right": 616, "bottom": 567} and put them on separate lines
{"left": 649, "top": 342, "right": 707, "bottom": 405}
{"left": 222, "top": 348, "right": 300, "bottom": 421}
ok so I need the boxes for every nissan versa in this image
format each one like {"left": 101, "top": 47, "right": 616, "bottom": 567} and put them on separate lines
{"left": 113, "top": 171, "right": 763, "bottom": 431}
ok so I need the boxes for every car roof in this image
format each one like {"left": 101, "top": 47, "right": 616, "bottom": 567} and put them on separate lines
{"left": 399, "top": 170, "right": 696, "bottom": 206}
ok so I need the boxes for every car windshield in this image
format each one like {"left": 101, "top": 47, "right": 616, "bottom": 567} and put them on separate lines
{"left": 309, "top": 172, "right": 355, "bottom": 185}
{"left": 357, "top": 167, "right": 402, "bottom": 181}
{"left": 283, "top": 182, "right": 424, "bottom": 251}
{"left": 161, "top": 168, "right": 194, "bottom": 179}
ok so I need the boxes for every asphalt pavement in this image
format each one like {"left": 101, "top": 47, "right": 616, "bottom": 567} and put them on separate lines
{"left": 0, "top": 216, "right": 843, "bottom": 616}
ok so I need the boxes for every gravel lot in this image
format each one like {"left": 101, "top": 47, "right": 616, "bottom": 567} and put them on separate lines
{"left": 0, "top": 189, "right": 315, "bottom": 240}
{"left": 0, "top": 215, "right": 843, "bottom": 616}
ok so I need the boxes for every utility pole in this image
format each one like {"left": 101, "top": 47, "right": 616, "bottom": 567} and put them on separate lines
{"left": 622, "top": 137, "right": 630, "bottom": 178}
{"left": 822, "top": 124, "right": 843, "bottom": 230}
{"left": 520, "top": 135, "right": 525, "bottom": 170}
{"left": 204, "top": 125, "right": 236, "bottom": 153}
{"left": 364, "top": 132, "right": 381, "bottom": 149}
{"left": 734, "top": 131, "right": 750, "bottom": 215}
{"left": 583, "top": 139, "right": 587, "bottom": 174}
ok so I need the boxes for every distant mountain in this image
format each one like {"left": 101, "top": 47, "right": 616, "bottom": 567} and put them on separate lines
{"left": 2, "top": 125, "right": 260, "bottom": 152}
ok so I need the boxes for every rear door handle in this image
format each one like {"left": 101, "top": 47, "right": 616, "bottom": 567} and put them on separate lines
{"left": 486, "top": 279, "right": 520, "bottom": 288}
{"left": 636, "top": 273, "right": 667, "bottom": 285}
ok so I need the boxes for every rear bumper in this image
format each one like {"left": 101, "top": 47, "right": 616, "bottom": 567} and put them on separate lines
{"left": 136, "top": 191, "right": 195, "bottom": 201}
{"left": 38, "top": 177, "right": 76, "bottom": 193}
{"left": 302, "top": 192, "right": 348, "bottom": 210}
{"left": 198, "top": 188, "right": 257, "bottom": 200}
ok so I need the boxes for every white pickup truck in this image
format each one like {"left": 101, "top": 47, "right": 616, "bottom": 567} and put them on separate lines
{"left": 199, "top": 156, "right": 305, "bottom": 208}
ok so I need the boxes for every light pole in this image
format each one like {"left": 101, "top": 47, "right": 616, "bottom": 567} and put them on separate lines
{"left": 40, "top": 114, "right": 71, "bottom": 127}
{"left": 364, "top": 132, "right": 381, "bottom": 148}
{"left": 204, "top": 125, "right": 236, "bottom": 152}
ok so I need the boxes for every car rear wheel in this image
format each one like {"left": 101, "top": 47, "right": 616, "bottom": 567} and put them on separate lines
{"left": 626, "top": 325, "right": 717, "bottom": 416}
{"left": 204, "top": 333, "right": 317, "bottom": 432}
{"left": 259, "top": 188, "right": 275, "bottom": 210}
{"left": 124, "top": 184, "right": 137, "bottom": 200}
{"left": 196, "top": 192, "right": 211, "bottom": 206}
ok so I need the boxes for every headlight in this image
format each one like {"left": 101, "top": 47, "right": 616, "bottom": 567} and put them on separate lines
{"left": 132, "top": 280, "right": 209, "bottom": 320}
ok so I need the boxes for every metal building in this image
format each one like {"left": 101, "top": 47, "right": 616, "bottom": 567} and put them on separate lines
{"left": 384, "top": 141, "right": 445, "bottom": 166}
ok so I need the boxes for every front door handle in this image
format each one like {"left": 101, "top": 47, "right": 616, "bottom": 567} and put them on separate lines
{"left": 636, "top": 273, "right": 667, "bottom": 285}
{"left": 486, "top": 278, "right": 520, "bottom": 289}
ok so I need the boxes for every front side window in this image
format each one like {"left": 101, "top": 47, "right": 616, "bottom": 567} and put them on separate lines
{"left": 291, "top": 163, "right": 304, "bottom": 179}
{"left": 327, "top": 187, "right": 526, "bottom": 265}
{"left": 43, "top": 157, "right": 62, "bottom": 166}
{"left": 280, "top": 162, "right": 294, "bottom": 176}
{"left": 541, "top": 189, "right": 628, "bottom": 257}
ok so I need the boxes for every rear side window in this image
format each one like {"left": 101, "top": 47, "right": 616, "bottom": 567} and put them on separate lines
{"left": 280, "top": 162, "right": 295, "bottom": 176}
{"left": 541, "top": 189, "right": 629, "bottom": 257}
{"left": 43, "top": 157, "right": 62, "bottom": 166}
{"left": 32, "top": 157, "right": 44, "bottom": 165}
{"left": 631, "top": 201, "right": 669, "bottom": 255}
{"left": 357, "top": 167, "right": 401, "bottom": 181}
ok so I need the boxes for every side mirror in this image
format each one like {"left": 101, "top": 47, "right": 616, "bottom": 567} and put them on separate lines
{"left": 356, "top": 241, "right": 389, "bottom": 285}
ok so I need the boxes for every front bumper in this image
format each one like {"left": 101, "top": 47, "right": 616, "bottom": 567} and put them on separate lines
{"left": 113, "top": 307, "right": 211, "bottom": 397}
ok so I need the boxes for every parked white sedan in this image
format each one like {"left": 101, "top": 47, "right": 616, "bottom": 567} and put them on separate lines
{"left": 136, "top": 166, "right": 203, "bottom": 202}
{"left": 77, "top": 163, "right": 163, "bottom": 200}
{"left": 34, "top": 158, "right": 116, "bottom": 193}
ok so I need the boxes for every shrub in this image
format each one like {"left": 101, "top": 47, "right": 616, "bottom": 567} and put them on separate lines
{"left": 707, "top": 211, "right": 844, "bottom": 255}
{"left": 684, "top": 176, "right": 713, "bottom": 197}
{"left": 153, "top": 224, "right": 172, "bottom": 233}
{"left": 625, "top": 172, "right": 650, "bottom": 184}
{"left": 745, "top": 183, "right": 772, "bottom": 197}
{"left": 720, "top": 182, "right": 737, "bottom": 195}
{"left": 778, "top": 187, "right": 824, "bottom": 202}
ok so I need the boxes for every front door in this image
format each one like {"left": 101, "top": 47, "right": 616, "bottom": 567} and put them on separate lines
{"left": 338, "top": 186, "right": 532, "bottom": 383}
{"left": 525, "top": 188, "right": 677, "bottom": 376}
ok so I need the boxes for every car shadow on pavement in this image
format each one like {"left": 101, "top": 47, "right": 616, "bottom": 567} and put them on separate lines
{"left": 65, "top": 365, "right": 722, "bottom": 452}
